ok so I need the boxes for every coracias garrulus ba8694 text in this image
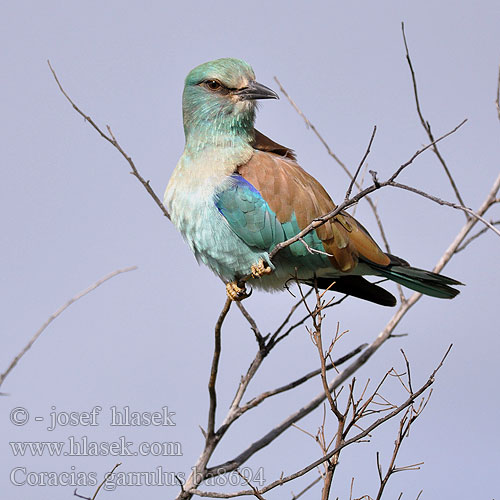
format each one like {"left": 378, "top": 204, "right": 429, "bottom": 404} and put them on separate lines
{"left": 164, "top": 58, "right": 462, "bottom": 306}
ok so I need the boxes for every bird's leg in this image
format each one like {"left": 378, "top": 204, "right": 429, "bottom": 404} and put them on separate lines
{"left": 251, "top": 258, "right": 273, "bottom": 279}
{"left": 226, "top": 280, "right": 252, "bottom": 301}
{"left": 226, "top": 260, "right": 272, "bottom": 301}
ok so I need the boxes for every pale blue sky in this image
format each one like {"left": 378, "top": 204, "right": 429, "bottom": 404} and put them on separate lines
{"left": 1, "top": 1, "right": 499, "bottom": 499}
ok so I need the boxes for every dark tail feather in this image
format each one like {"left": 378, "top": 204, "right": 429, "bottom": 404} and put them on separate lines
{"left": 372, "top": 264, "right": 463, "bottom": 299}
{"left": 309, "top": 276, "right": 397, "bottom": 307}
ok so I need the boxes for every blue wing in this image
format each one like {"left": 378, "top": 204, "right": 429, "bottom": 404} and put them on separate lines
{"left": 215, "top": 175, "right": 329, "bottom": 267}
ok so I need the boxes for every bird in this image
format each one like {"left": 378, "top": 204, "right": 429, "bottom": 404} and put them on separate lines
{"left": 164, "top": 58, "right": 462, "bottom": 306}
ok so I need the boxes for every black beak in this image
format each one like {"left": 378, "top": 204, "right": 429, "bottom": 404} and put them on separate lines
{"left": 235, "top": 81, "right": 279, "bottom": 101}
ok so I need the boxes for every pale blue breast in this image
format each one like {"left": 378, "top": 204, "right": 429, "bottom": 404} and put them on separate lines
{"left": 164, "top": 160, "right": 270, "bottom": 282}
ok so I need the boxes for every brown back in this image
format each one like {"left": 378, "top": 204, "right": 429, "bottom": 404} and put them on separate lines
{"left": 238, "top": 148, "right": 390, "bottom": 272}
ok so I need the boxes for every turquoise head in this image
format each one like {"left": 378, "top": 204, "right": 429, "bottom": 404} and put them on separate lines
{"left": 182, "top": 58, "right": 278, "bottom": 144}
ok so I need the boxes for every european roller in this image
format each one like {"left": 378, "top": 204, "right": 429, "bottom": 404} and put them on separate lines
{"left": 165, "top": 58, "right": 461, "bottom": 306}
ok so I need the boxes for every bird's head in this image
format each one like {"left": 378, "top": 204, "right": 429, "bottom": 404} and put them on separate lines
{"left": 182, "top": 58, "right": 278, "bottom": 142}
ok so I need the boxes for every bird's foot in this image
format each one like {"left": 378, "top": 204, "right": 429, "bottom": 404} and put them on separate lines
{"left": 226, "top": 281, "right": 252, "bottom": 302}
{"left": 251, "top": 259, "right": 272, "bottom": 279}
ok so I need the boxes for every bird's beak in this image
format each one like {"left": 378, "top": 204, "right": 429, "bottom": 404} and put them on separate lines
{"left": 235, "top": 81, "right": 279, "bottom": 101}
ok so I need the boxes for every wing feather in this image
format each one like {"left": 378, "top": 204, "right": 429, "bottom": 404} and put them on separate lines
{"left": 237, "top": 150, "right": 390, "bottom": 271}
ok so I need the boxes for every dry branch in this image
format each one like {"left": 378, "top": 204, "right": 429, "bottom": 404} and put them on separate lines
{"left": 48, "top": 61, "right": 170, "bottom": 220}
{"left": 189, "top": 346, "right": 451, "bottom": 498}
{"left": 0, "top": 266, "right": 137, "bottom": 391}
{"left": 496, "top": 63, "right": 500, "bottom": 121}
{"left": 456, "top": 220, "right": 500, "bottom": 253}
{"left": 74, "top": 463, "right": 122, "bottom": 500}
{"left": 262, "top": 118, "right": 476, "bottom": 264}
{"left": 207, "top": 298, "right": 232, "bottom": 439}
{"left": 274, "top": 78, "right": 392, "bottom": 255}
{"left": 401, "top": 22, "right": 468, "bottom": 213}
{"left": 345, "top": 126, "right": 377, "bottom": 202}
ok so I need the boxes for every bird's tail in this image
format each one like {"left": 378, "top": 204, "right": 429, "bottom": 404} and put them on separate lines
{"left": 373, "top": 263, "right": 462, "bottom": 299}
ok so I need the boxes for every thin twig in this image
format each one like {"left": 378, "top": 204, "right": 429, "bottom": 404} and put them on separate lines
{"left": 374, "top": 354, "right": 430, "bottom": 500}
{"left": 0, "top": 267, "right": 137, "bottom": 390}
{"left": 271, "top": 289, "right": 313, "bottom": 339}
{"left": 180, "top": 299, "right": 232, "bottom": 499}
{"left": 236, "top": 302, "right": 266, "bottom": 347}
{"left": 239, "top": 344, "right": 366, "bottom": 416}
{"left": 391, "top": 181, "right": 500, "bottom": 239}
{"left": 48, "top": 61, "right": 170, "bottom": 220}
{"left": 273, "top": 295, "right": 350, "bottom": 346}
{"left": 207, "top": 298, "right": 232, "bottom": 439}
{"left": 74, "top": 463, "right": 122, "bottom": 500}
{"left": 266, "top": 119, "right": 467, "bottom": 263}
{"left": 401, "top": 22, "right": 468, "bottom": 214}
{"left": 235, "top": 470, "right": 267, "bottom": 500}
{"left": 455, "top": 220, "right": 500, "bottom": 253}
{"left": 290, "top": 475, "right": 322, "bottom": 499}
{"left": 314, "top": 314, "right": 346, "bottom": 500}
{"left": 345, "top": 126, "right": 377, "bottom": 202}
{"left": 274, "top": 76, "right": 393, "bottom": 254}
{"left": 190, "top": 347, "right": 450, "bottom": 498}
{"left": 298, "top": 237, "right": 333, "bottom": 257}
{"left": 311, "top": 290, "right": 343, "bottom": 421}
{"left": 496, "top": 63, "right": 500, "bottom": 122}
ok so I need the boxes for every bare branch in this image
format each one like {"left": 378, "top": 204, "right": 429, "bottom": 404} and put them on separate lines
{"left": 271, "top": 289, "right": 313, "bottom": 340}
{"left": 455, "top": 220, "right": 500, "bottom": 253}
{"left": 188, "top": 299, "right": 359, "bottom": 499}
{"left": 374, "top": 353, "right": 431, "bottom": 499}
{"left": 433, "top": 172, "right": 500, "bottom": 270}
{"left": 74, "top": 463, "right": 122, "bottom": 500}
{"left": 298, "top": 237, "right": 334, "bottom": 258}
{"left": 401, "top": 22, "right": 468, "bottom": 213}
{"left": 238, "top": 344, "right": 366, "bottom": 415}
{"left": 48, "top": 61, "right": 170, "bottom": 220}
{"left": 386, "top": 120, "right": 467, "bottom": 183}
{"left": 274, "top": 77, "right": 393, "bottom": 254}
{"left": 311, "top": 289, "right": 344, "bottom": 421}
{"left": 236, "top": 302, "right": 266, "bottom": 347}
{"left": 191, "top": 348, "right": 450, "bottom": 498}
{"left": 179, "top": 299, "right": 232, "bottom": 499}
{"left": 235, "top": 470, "right": 267, "bottom": 500}
{"left": 207, "top": 299, "right": 232, "bottom": 439}
{"left": 345, "top": 126, "right": 377, "bottom": 202}
{"left": 391, "top": 181, "right": 500, "bottom": 239}
{"left": 0, "top": 267, "right": 137, "bottom": 390}
{"left": 266, "top": 119, "right": 467, "bottom": 264}
{"left": 302, "top": 286, "right": 351, "bottom": 499}
{"left": 290, "top": 475, "right": 322, "bottom": 499}
{"left": 400, "top": 350, "right": 413, "bottom": 394}
{"left": 496, "top": 63, "right": 500, "bottom": 121}
{"left": 225, "top": 348, "right": 267, "bottom": 420}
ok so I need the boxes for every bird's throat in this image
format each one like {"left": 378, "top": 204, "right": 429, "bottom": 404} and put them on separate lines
{"left": 183, "top": 100, "right": 256, "bottom": 151}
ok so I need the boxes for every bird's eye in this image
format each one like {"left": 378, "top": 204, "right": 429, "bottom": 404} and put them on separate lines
{"left": 205, "top": 80, "right": 222, "bottom": 91}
